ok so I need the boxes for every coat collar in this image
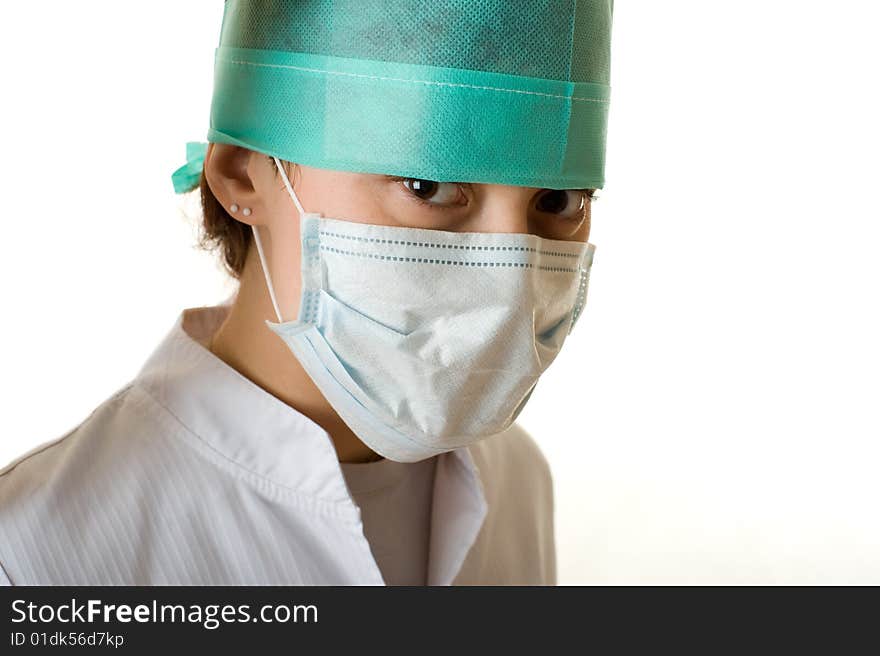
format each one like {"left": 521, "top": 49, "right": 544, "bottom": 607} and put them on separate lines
{"left": 134, "top": 303, "right": 488, "bottom": 583}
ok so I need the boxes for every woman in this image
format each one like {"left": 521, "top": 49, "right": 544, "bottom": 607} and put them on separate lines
{"left": 0, "top": 0, "right": 613, "bottom": 585}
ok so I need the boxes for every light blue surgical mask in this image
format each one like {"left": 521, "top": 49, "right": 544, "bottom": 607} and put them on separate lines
{"left": 251, "top": 158, "right": 596, "bottom": 463}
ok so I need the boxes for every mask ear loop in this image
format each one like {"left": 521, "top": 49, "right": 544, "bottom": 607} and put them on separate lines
{"left": 251, "top": 224, "right": 284, "bottom": 323}
{"left": 249, "top": 157, "right": 308, "bottom": 323}
{"left": 273, "top": 157, "right": 306, "bottom": 215}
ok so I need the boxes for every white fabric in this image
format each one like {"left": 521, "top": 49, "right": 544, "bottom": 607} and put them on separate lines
{"left": 257, "top": 157, "right": 595, "bottom": 462}
{"left": 0, "top": 302, "right": 556, "bottom": 585}
{"left": 262, "top": 210, "right": 594, "bottom": 462}
{"left": 339, "top": 455, "right": 438, "bottom": 585}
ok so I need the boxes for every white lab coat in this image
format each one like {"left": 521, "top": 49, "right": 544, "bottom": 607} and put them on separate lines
{"left": 0, "top": 304, "right": 556, "bottom": 585}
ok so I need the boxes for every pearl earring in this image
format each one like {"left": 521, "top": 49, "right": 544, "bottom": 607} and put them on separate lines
{"left": 230, "top": 204, "right": 239, "bottom": 213}
{"left": 242, "top": 208, "right": 252, "bottom": 217}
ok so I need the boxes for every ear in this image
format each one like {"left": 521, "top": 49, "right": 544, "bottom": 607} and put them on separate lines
{"left": 203, "top": 143, "right": 263, "bottom": 226}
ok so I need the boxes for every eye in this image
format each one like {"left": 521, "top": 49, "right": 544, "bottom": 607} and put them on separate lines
{"left": 401, "top": 178, "right": 465, "bottom": 208}
{"left": 535, "top": 189, "right": 594, "bottom": 220}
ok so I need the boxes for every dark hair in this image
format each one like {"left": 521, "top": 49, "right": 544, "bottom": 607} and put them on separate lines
{"left": 196, "top": 155, "right": 295, "bottom": 279}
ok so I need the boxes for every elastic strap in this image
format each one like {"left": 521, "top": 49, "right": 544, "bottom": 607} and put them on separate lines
{"left": 251, "top": 157, "right": 309, "bottom": 324}
{"left": 273, "top": 157, "right": 306, "bottom": 215}
{"left": 251, "top": 225, "right": 284, "bottom": 323}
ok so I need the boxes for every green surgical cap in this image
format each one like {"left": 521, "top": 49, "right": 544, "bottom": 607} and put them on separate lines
{"left": 173, "top": 0, "right": 613, "bottom": 194}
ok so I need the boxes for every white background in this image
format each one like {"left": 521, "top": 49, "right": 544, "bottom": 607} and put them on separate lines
{"left": 1, "top": 2, "right": 878, "bottom": 584}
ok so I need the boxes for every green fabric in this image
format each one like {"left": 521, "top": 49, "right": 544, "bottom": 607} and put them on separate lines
{"left": 171, "top": 142, "right": 208, "bottom": 194}
{"left": 173, "top": 0, "right": 613, "bottom": 193}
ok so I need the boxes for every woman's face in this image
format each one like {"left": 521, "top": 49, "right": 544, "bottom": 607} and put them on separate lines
{"left": 286, "top": 162, "right": 592, "bottom": 241}
{"left": 206, "top": 143, "right": 594, "bottom": 317}
{"left": 281, "top": 162, "right": 594, "bottom": 243}
{"left": 211, "top": 145, "right": 593, "bottom": 245}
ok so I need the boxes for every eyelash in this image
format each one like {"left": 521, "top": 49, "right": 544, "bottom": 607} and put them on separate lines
{"left": 388, "top": 176, "right": 460, "bottom": 211}
{"left": 391, "top": 177, "right": 598, "bottom": 211}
